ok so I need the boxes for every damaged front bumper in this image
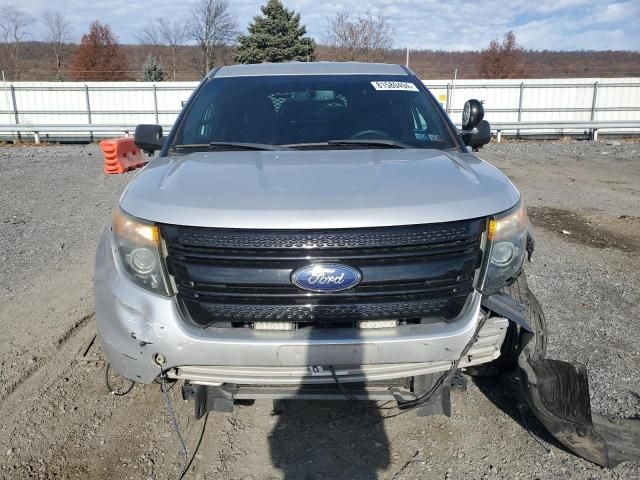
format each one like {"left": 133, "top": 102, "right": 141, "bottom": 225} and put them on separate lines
{"left": 484, "top": 284, "right": 640, "bottom": 469}
{"left": 518, "top": 339, "right": 640, "bottom": 468}
{"left": 95, "top": 230, "right": 508, "bottom": 385}
{"left": 97, "top": 225, "right": 640, "bottom": 467}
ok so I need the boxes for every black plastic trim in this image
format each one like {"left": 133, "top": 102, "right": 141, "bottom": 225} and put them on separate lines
{"left": 162, "top": 219, "right": 485, "bottom": 327}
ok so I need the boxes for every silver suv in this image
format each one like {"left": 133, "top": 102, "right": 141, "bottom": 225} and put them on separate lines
{"left": 97, "top": 61, "right": 527, "bottom": 406}
{"left": 95, "top": 63, "right": 636, "bottom": 466}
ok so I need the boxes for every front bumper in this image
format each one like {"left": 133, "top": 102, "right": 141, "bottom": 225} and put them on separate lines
{"left": 95, "top": 230, "right": 507, "bottom": 384}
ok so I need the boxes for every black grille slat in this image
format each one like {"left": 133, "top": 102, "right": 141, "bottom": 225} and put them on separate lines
{"left": 180, "top": 280, "right": 474, "bottom": 300}
{"left": 165, "top": 242, "right": 480, "bottom": 266}
{"left": 182, "top": 297, "right": 466, "bottom": 323}
{"left": 160, "top": 219, "right": 484, "bottom": 327}
{"left": 162, "top": 221, "right": 481, "bottom": 250}
{"left": 169, "top": 251, "right": 480, "bottom": 287}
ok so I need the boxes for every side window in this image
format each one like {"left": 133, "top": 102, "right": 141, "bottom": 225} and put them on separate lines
{"left": 408, "top": 98, "right": 448, "bottom": 144}
{"left": 198, "top": 104, "right": 214, "bottom": 139}
{"left": 415, "top": 110, "right": 428, "bottom": 130}
{"left": 410, "top": 100, "right": 428, "bottom": 131}
{"left": 179, "top": 97, "right": 215, "bottom": 144}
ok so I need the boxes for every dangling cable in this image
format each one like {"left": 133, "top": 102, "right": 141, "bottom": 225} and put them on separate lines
{"left": 159, "top": 370, "right": 189, "bottom": 480}
{"left": 328, "top": 313, "right": 488, "bottom": 410}
{"left": 518, "top": 403, "right": 553, "bottom": 455}
{"left": 329, "top": 366, "right": 361, "bottom": 401}
{"left": 105, "top": 363, "right": 134, "bottom": 396}
{"left": 394, "top": 311, "right": 491, "bottom": 410}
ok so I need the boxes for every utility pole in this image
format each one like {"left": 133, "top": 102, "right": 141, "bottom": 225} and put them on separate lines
{"left": 405, "top": 45, "right": 410, "bottom": 67}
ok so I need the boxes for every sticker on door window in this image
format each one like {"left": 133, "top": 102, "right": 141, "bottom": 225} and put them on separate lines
{"left": 371, "top": 81, "right": 419, "bottom": 92}
{"left": 415, "top": 133, "right": 443, "bottom": 142}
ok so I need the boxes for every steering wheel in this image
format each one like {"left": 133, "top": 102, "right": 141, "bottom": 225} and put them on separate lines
{"left": 349, "top": 129, "right": 393, "bottom": 140}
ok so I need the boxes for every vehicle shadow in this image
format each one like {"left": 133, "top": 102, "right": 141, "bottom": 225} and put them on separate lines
{"left": 268, "top": 399, "right": 390, "bottom": 479}
{"left": 472, "top": 373, "right": 564, "bottom": 451}
{"left": 268, "top": 326, "right": 391, "bottom": 480}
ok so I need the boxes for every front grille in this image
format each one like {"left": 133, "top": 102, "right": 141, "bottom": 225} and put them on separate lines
{"left": 172, "top": 223, "right": 473, "bottom": 250}
{"left": 161, "top": 219, "right": 485, "bottom": 328}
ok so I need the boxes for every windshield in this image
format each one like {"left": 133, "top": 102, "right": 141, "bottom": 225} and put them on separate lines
{"left": 172, "top": 74, "right": 459, "bottom": 150}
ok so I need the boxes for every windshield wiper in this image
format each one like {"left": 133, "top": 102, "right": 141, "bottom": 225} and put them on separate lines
{"left": 172, "top": 142, "right": 289, "bottom": 152}
{"left": 329, "top": 139, "right": 411, "bottom": 149}
{"left": 286, "top": 139, "right": 410, "bottom": 150}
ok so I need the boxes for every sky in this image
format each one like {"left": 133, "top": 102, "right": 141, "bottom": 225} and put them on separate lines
{"left": 15, "top": 0, "right": 640, "bottom": 51}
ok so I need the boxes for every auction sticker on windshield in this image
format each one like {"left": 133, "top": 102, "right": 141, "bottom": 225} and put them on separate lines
{"left": 371, "top": 81, "right": 419, "bottom": 92}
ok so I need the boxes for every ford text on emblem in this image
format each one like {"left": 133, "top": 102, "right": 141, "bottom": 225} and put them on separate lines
{"left": 291, "top": 264, "right": 362, "bottom": 292}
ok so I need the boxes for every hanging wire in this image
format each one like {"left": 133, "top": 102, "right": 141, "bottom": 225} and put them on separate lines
{"left": 159, "top": 371, "right": 189, "bottom": 480}
{"left": 104, "top": 363, "right": 135, "bottom": 396}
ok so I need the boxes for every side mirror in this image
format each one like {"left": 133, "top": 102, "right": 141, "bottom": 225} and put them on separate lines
{"left": 134, "top": 124, "right": 164, "bottom": 154}
{"left": 461, "top": 99, "right": 484, "bottom": 130}
{"left": 463, "top": 120, "right": 492, "bottom": 151}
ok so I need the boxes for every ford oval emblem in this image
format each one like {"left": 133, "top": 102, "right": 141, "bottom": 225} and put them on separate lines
{"left": 291, "top": 264, "right": 362, "bottom": 292}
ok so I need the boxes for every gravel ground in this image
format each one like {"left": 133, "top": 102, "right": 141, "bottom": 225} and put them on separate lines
{"left": 0, "top": 140, "right": 639, "bottom": 479}
{"left": 0, "top": 144, "right": 131, "bottom": 295}
{"left": 0, "top": 144, "right": 132, "bottom": 403}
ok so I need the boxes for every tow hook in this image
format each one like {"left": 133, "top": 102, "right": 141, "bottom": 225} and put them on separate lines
{"left": 153, "top": 353, "right": 167, "bottom": 366}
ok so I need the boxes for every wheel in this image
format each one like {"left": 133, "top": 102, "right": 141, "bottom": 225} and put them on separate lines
{"left": 466, "top": 272, "right": 547, "bottom": 376}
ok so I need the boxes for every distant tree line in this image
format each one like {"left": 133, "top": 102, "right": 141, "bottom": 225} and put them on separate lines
{"left": 0, "top": 0, "right": 396, "bottom": 80}
{"left": 1, "top": 1, "right": 639, "bottom": 81}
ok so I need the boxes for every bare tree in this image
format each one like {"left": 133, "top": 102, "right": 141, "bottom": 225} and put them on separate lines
{"left": 0, "top": 7, "right": 32, "bottom": 79}
{"left": 41, "top": 10, "right": 72, "bottom": 80}
{"left": 323, "top": 11, "right": 393, "bottom": 62}
{"left": 139, "top": 18, "right": 186, "bottom": 80}
{"left": 477, "top": 31, "right": 526, "bottom": 79}
{"left": 158, "top": 19, "right": 186, "bottom": 80}
{"left": 138, "top": 20, "right": 162, "bottom": 46}
{"left": 186, "top": 0, "right": 237, "bottom": 76}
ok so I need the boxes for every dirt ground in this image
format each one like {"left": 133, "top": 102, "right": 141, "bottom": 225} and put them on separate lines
{"left": 0, "top": 140, "right": 639, "bottom": 479}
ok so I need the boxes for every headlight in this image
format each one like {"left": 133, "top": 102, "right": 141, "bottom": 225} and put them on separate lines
{"left": 481, "top": 202, "right": 527, "bottom": 293}
{"left": 112, "top": 208, "right": 171, "bottom": 296}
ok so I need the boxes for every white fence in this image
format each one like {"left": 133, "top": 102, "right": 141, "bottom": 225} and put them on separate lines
{"left": 1, "top": 78, "right": 639, "bottom": 141}
{"left": 428, "top": 78, "right": 640, "bottom": 123}
{"left": 0, "top": 81, "right": 196, "bottom": 128}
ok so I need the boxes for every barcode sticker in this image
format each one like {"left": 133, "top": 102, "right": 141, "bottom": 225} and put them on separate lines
{"left": 371, "top": 81, "right": 419, "bottom": 92}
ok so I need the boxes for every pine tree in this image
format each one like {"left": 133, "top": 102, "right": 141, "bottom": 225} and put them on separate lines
{"left": 143, "top": 55, "right": 165, "bottom": 81}
{"left": 235, "top": 0, "right": 315, "bottom": 64}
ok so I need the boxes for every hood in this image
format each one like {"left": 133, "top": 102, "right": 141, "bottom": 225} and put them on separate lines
{"left": 119, "top": 149, "right": 520, "bottom": 229}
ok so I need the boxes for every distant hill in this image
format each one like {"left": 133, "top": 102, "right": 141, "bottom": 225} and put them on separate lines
{"left": 5, "top": 41, "right": 640, "bottom": 81}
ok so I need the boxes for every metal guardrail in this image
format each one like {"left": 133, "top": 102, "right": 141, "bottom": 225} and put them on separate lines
{"left": 433, "top": 81, "right": 640, "bottom": 130}
{"left": 0, "top": 80, "right": 639, "bottom": 143}
{"left": 0, "top": 124, "right": 173, "bottom": 144}
{"left": 0, "top": 82, "right": 196, "bottom": 134}
{"left": 0, "top": 124, "right": 146, "bottom": 131}
{"left": 489, "top": 120, "right": 640, "bottom": 142}
{"left": 2, "top": 121, "right": 638, "bottom": 144}
{"left": 429, "top": 81, "right": 640, "bottom": 88}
